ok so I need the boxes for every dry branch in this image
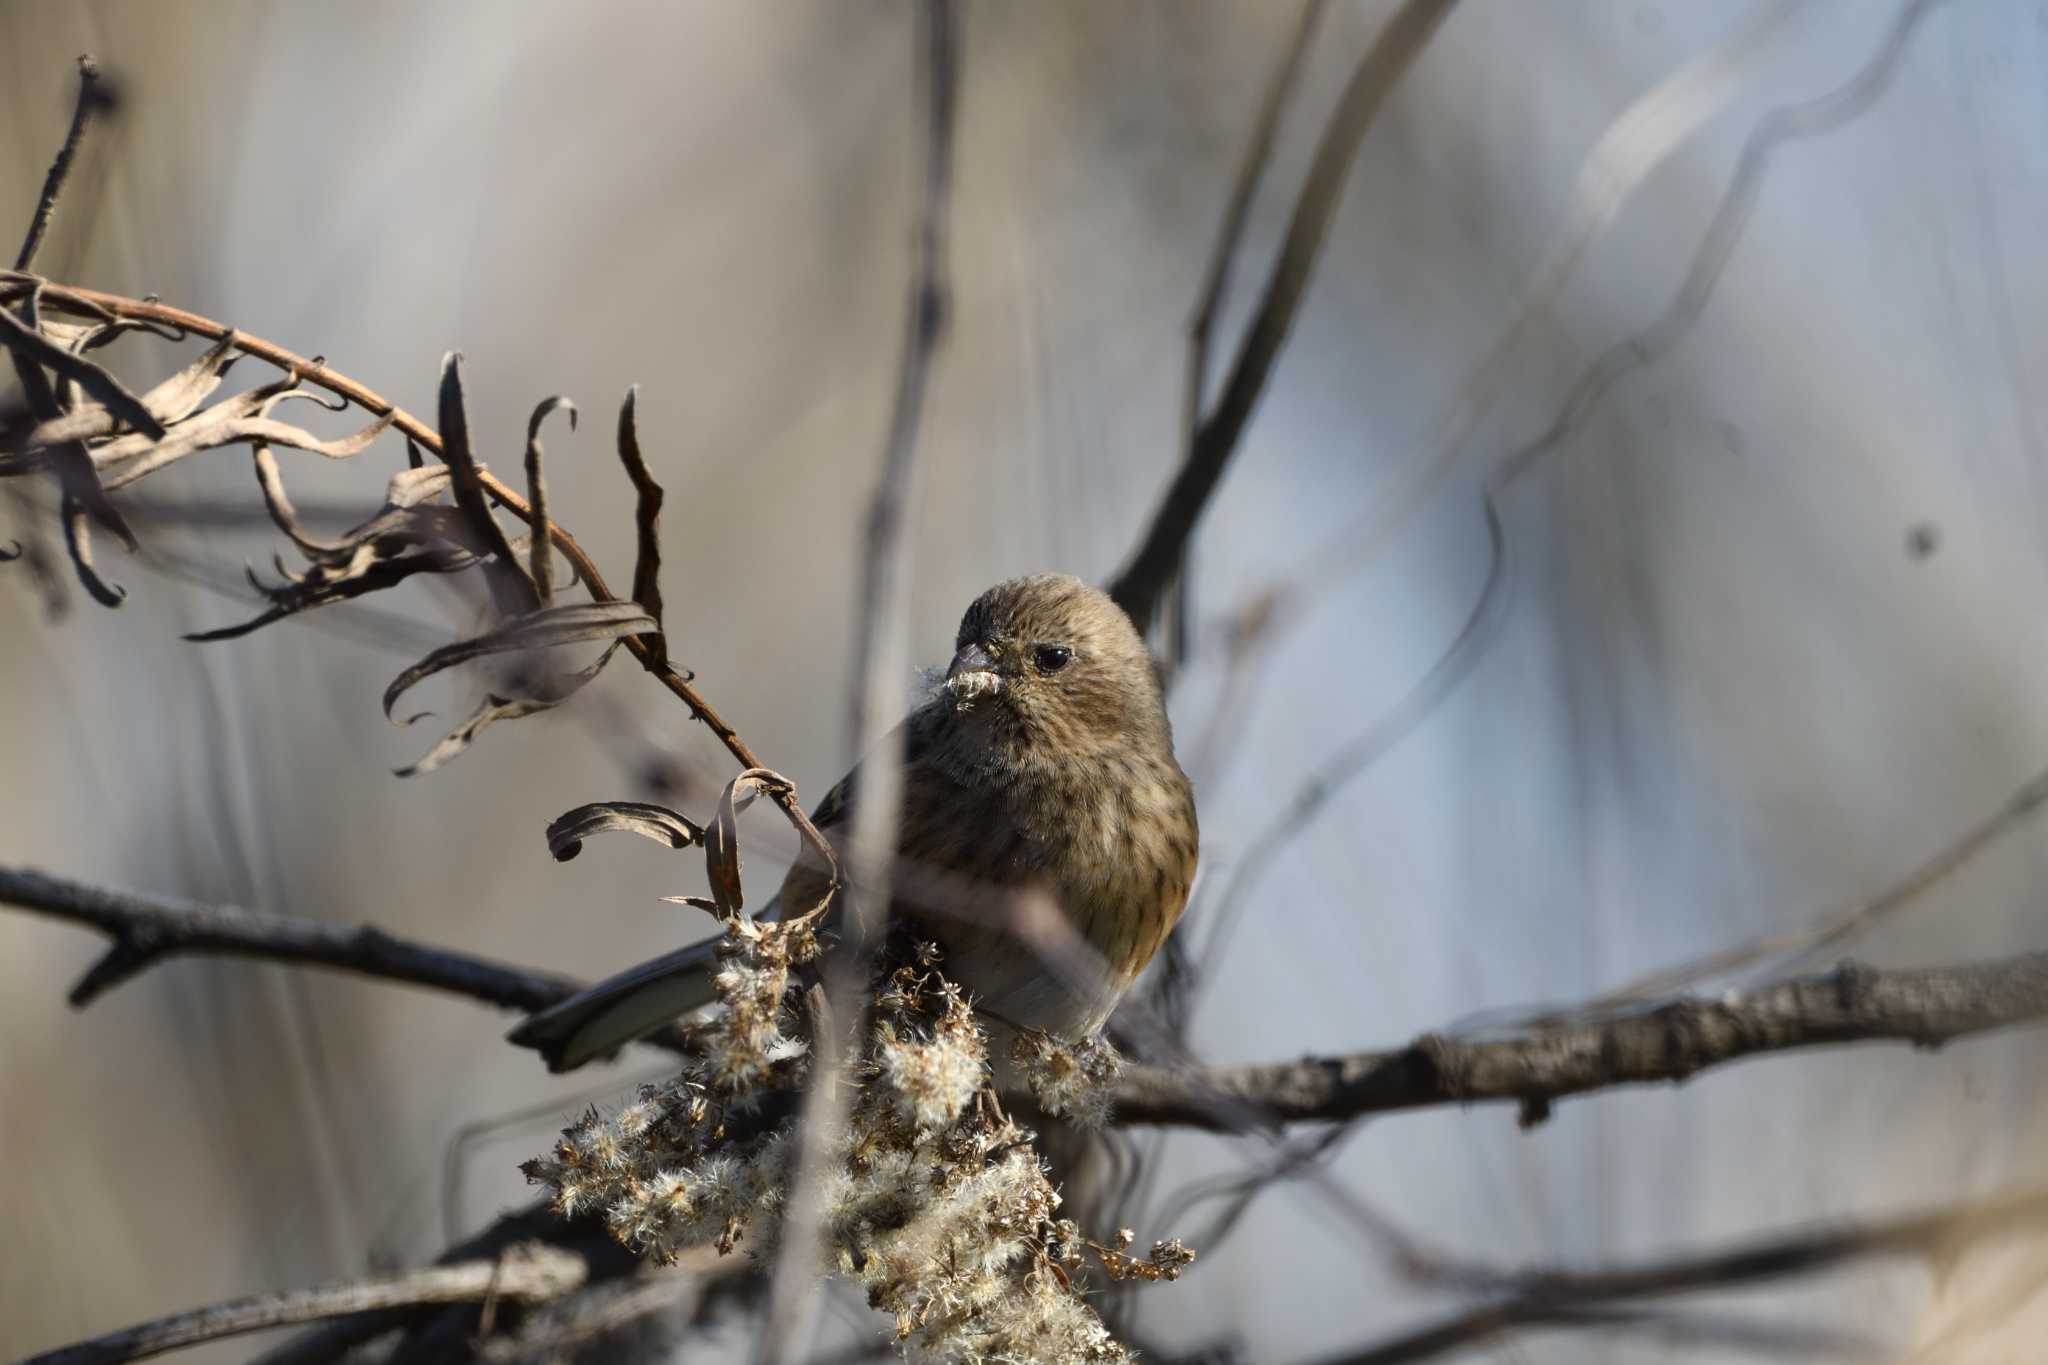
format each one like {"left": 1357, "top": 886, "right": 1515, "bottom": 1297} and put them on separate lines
{"left": 0, "top": 864, "right": 697, "bottom": 1055}
{"left": 15, "top": 55, "right": 108, "bottom": 273}
{"left": 11, "top": 282, "right": 827, "bottom": 851}
{"left": 1310, "top": 1184, "right": 2048, "bottom": 1365}
{"left": 1111, "top": 951, "right": 2048, "bottom": 1130}
{"left": 19, "top": 1245, "right": 587, "bottom": 1365}
{"left": 11, "top": 861, "right": 2041, "bottom": 1135}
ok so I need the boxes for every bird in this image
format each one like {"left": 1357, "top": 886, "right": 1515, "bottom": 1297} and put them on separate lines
{"left": 509, "top": 573, "right": 1199, "bottom": 1073}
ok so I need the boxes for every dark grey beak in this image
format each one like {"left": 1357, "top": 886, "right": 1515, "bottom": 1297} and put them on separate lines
{"left": 946, "top": 641, "right": 997, "bottom": 681}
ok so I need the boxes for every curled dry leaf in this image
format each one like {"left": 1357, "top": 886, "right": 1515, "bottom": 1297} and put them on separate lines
{"left": 0, "top": 295, "right": 166, "bottom": 442}
{"left": 704, "top": 768, "right": 800, "bottom": 920}
{"left": 394, "top": 642, "right": 626, "bottom": 777}
{"left": 523, "top": 395, "right": 577, "bottom": 610}
{"left": 5, "top": 285, "right": 136, "bottom": 601}
{"left": 381, "top": 599, "right": 657, "bottom": 720}
{"left": 437, "top": 352, "right": 540, "bottom": 619}
{"left": 545, "top": 800, "right": 705, "bottom": 861}
{"left": 188, "top": 465, "right": 480, "bottom": 640}
{"left": 95, "top": 380, "right": 394, "bottom": 491}
{"left": 614, "top": 385, "right": 666, "bottom": 656}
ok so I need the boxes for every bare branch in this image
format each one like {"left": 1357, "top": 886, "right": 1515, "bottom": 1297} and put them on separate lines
{"left": 759, "top": 2, "right": 959, "bottom": 1359}
{"left": 1110, "top": 951, "right": 2048, "bottom": 1130}
{"left": 0, "top": 864, "right": 696, "bottom": 1055}
{"left": 15, "top": 55, "right": 110, "bottom": 273}
{"left": 9, "top": 863, "right": 2042, "bottom": 1135}
{"left": 20, "top": 1245, "right": 587, "bottom": 1365}
{"left": 1108, "top": 0, "right": 1459, "bottom": 630}
{"left": 1307, "top": 1185, "right": 2048, "bottom": 1365}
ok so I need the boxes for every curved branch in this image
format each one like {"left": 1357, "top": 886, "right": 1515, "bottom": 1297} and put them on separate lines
{"left": 1110, "top": 951, "right": 2048, "bottom": 1130}
{"left": 0, "top": 865, "right": 696, "bottom": 1056}
{"left": 20, "top": 1245, "right": 587, "bottom": 1365}
{"left": 1307, "top": 1184, "right": 2048, "bottom": 1365}
{"left": 20, "top": 281, "right": 810, "bottom": 840}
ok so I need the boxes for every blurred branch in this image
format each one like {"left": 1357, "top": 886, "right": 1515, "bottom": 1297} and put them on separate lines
{"left": 20, "top": 1244, "right": 587, "bottom": 1365}
{"left": 15, "top": 54, "right": 107, "bottom": 273}
{"left": 1561, "top": 759, "right": 2048, "bottom": 1020}
{"left": 1110, "top": 950, "right": 2048, "bottom": 1130}
{"left": 1108, "top": 0, "right": 1458, "bottom": 631}
{"left": 1307, "top": 1184, "right": 2048, "bottom": 1365}
{"left": 1154, "top": 0, "right": 1324, "bottom": 669}
{"left": 0, "top": 864, "right": 697, "bottom": 1054}
{"left": 760, "top": 2, "right": 959, "bottom": 1359}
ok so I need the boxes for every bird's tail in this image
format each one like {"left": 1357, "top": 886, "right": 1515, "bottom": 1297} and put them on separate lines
{"left": 507, "top": 937, "right": 722, "bottom": 1072}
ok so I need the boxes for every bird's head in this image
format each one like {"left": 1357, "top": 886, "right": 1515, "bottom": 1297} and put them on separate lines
{"left": 937, "top": 573, "right": 1167, "bottom": 765}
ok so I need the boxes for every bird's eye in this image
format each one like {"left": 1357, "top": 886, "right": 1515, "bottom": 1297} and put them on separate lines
{"left": 1033, "top": 644, "right": 1073, "bottom": 673}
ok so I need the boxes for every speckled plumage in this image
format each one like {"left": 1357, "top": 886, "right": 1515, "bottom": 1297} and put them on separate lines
{"left": 787, "top": 573, "right": 1199, "bottom": 1039}
{"left": 509, "top": 573, "right": 1197, "bottom": 1071}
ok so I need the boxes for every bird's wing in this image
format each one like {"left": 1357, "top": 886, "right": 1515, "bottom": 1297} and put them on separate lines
{"left": 771, "top": 717, "right": 928, "bottom": 920}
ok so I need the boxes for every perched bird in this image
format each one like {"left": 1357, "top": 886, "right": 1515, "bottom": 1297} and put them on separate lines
{"left": 509, "top": 573, "right": 1199, "bottom": 1072}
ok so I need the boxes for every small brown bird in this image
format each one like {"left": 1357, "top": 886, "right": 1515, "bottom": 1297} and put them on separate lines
{"left": 510, "top": 573, "right": 1199, "bottom": 1072}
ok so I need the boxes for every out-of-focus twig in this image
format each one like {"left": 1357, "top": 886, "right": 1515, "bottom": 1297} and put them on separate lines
{"left": 15, "top": 55, "right": 107, "bottom": 273}
{"left": 0, "top": 864, "right": 697, "bottom": 1055}
{"left": 1305, "top": 1183, "right": 2048, "bottom": 1365}
{"left": 757, "top": 3, "right": 959, "bottom": 1361}
{"left": 1110, "top": 950, "right": 2048, "bottom": 1130}
{"left": 1152, "top": 0, "right": 1325, "bottom": 671}
{"left": 1108, "top": 0, "right": 1458, "bottom": 632}
{"left": 19, "top": 1245, "right": 588, "bottom": 1365}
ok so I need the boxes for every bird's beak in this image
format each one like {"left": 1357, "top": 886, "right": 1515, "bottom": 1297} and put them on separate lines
{"left": 945, "top": 641, "right": 1002, "bottom": 701}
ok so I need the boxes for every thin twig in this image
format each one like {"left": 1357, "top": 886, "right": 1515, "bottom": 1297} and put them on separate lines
{"left": 0, "top": 864, "right": 697, "bottom": 1055}
{"left": 1306, "top": 1184, "right": 2048, "bottom": 1365}
{"left": 757, "top": 4, "right": 958, "bottom": 1360}
{"left": 1155, "top": 0, "right": 1325, "bottom": 668}
{"left": 1109, "top": 950, "right": 2048, "bottom": 1130}
{"left": 1107, "top": 0, "right": 1459, "bottom": 630}
{"left": 15, "top": 55, "right": 106, "bottom": 273}
{"left": 19, "top": 1246, "right": 587, "bottom": 1365}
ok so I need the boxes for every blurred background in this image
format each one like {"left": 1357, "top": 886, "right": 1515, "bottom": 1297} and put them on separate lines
{"left": 4, "top": 1, "right": 2046, "bottom": 1360}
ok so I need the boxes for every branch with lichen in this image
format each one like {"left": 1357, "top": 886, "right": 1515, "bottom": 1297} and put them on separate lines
{"left": 10, "top": 859, "right": 2043, "bottom": 1140}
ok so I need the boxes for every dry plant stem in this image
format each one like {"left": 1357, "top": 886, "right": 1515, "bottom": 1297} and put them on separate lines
{"left": 19, "top": 1247, "right": 587, "bottom": 1365}
{"left": 1311, "top": 1184, "right": 2048, "bottom": 1365}
{"left": 756, "top": 4, "right": 958, "bottom": 1361}
{"left": 21, "top": 283, "right": 830, "bottom": 855}
{"left": 15, "top": 56, "right": 103, "bottom": 273}
{"left": 1108, "top": 0, "right": 1459, "bottom": 630}
{"left": 0, "top": 864, "right": 697, "bottom": 1055}
{"left": 11, "top": 860, "right": 2043, "bottom": 1134}
{"left": 1112, "top": 950, "right": 2048, "bottom": 1130}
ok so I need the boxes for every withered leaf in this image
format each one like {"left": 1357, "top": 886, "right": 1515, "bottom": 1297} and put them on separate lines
{"left": 382, "top": 599, "right": 655, "bottom": 719}
{"left": 704, "top": 767, "right": 799, "bottom": 919}
{"left": 524, "top": 395, "right": 576, "bottom": 609}
{"left": 614, "top": 386, "right": 666, "bottom": 654}
{"left": 3, "top": 333, "right": 237, "bottom": 455}
{"left": 7, "top": 286, "right": 136, "bottom": 600}
{"left": 0, "top": 300, "right": 167, "bottom": 442}
{"left": 437, "top": 352, "right": 540, "bottom": 619}
{"left": 96, "top": 382, "right": 393, "bottom": 490}
{"left": 545, "top": 800, "right": 705, "bottom": 861}
{"left": 394, "top": 640, "right": 623, "bottom": 777}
